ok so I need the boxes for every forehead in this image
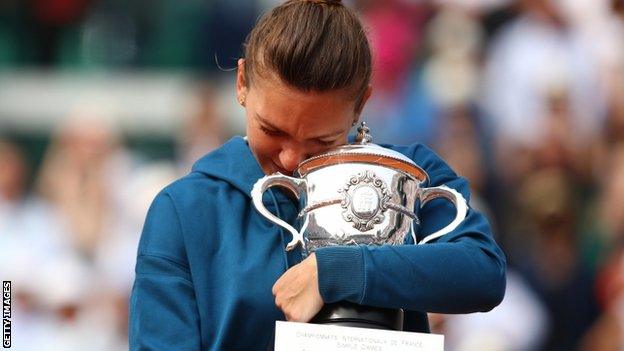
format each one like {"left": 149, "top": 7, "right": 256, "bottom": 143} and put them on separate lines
{"left": 250, "top": 74, "right": 356, "bottom": 130}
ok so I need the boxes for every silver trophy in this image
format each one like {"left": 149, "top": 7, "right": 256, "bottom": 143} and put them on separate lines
{"left": 252, "top": 122, "right": 468, "bottom": 330}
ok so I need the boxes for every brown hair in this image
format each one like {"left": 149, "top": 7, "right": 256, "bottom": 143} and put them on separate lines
{"left": 243, "top": 0, "right": 372, "bottom": 111}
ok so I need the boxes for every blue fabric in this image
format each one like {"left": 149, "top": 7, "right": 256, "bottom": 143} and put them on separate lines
{"left": 129, "top": 136, "right": 506, "bottom": 350}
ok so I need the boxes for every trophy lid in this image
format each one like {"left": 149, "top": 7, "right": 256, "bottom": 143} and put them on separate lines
{"left": 296, "top": 122, "right": 428, "bottom": 182}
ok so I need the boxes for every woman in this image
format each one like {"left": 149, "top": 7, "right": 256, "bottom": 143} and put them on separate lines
{"left": 129, "top": 0, "right": 506, "bottom": 350}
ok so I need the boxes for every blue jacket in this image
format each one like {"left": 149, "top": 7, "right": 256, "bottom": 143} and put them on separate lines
{"left": 129, "top": 136, "right": 506, "bottom": 350}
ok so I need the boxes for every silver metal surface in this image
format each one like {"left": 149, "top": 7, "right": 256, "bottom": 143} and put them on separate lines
{"left": 251, "top": 123, "right": 469, "bottom": 255}
{"left": 355, "top": 121, "right": 373, "bottom": 144}
{"left": 251, "top": 173, "right": 307, "bottom": 252}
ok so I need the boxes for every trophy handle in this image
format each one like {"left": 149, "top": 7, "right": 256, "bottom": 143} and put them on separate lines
{"left": 417, "top": 185, "right": 468, "bottom": 244}
{"left": 251, "top": 173, "right": 307, "bottom": 252}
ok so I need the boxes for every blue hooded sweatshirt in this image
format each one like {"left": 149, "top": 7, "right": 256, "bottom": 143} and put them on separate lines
{"left": 129, "top": 136, "right": 506, "bottom": 350}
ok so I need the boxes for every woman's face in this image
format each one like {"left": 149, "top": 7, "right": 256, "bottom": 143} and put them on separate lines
{"left": 237, "top": 60, "right": 371, "bottom": 175}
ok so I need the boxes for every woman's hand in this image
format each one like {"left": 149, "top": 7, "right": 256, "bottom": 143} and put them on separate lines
{"left": 272, "top": 253, "right": 324, "bottom": 322}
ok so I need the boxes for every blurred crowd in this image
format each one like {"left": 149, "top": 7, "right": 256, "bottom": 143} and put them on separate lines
{"left": 1, "top": 0, "right": 624, "bottom": 350}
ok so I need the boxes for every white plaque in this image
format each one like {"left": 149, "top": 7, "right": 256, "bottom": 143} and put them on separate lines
{"left": 275, "top": 321, "right": 444, "bottom": 351}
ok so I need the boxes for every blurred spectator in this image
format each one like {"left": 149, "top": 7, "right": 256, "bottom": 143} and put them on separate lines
{"left": 362, "top": 5, "right": 490, "bottom": 148}
{"left": 589, "top": 24, "right": 624, "bottom": 180}
{"left": 22, "top": 110, "right": 175, "bottom": 350}
{"left": 433, "top": 270, "right": 548, "bottom": 351}
{"left": 433, "top": 103, "right": 498, "bottom": 230}
{"left": 513, "top": 168, "right": 599, "bottom": 351}
{"left": 0, "top": 138, "right": 66, "bottom": 290}
{"left": 580, "top": 145, "right": 624, "bottom": 350}
{"left": 37, "top": 114, "right": 125, "bottom": 258}
{"left": 177, "top": 81, "right": 225, "bottom": 171}
{"left": 0, "top": 139, "right": 28, "bottom": 204}
{"left": 357, "top": 0, "right": 430, "bottom": 144}
{"left": 76, "top": 1, "right": 139, "bottom": 68}
{"left": 35, "top": 108, "right": 177, "bottom": 291}
{"left": 0, "top": 139, "right": 103, "bottom": 350}
{"left": 481, "top": 0, "right": 618, "bottom": 153}
{"left": 361, "top": 0, "right": 427, "bottom": 96}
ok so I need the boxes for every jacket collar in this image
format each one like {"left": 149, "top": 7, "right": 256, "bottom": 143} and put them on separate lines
{"left": 191, "top": 136, "right": 265, "bottom": 197}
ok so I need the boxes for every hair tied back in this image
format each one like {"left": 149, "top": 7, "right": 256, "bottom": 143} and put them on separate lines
{"left": 303, "top": 0, "right": 343, "bottom": 5}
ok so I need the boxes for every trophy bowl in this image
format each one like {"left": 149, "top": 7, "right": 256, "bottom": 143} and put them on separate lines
{"left": 252, "top": 123, "right": 468, "bottom": 330}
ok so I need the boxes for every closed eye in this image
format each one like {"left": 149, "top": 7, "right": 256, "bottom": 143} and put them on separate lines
{"left": 316, "top": 139, "right": 337, "bottom": 146}
{"left": 260, "top": 125, "right": 285, "bottom": 137}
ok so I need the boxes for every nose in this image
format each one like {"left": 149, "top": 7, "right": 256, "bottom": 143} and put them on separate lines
{"left": 278, "top": 143, "right": 308, "bottom": 173}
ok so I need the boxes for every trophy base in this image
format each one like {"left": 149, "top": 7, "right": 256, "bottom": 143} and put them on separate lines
{"left": 310, "top": 301, "right": 404, "bottom": 331}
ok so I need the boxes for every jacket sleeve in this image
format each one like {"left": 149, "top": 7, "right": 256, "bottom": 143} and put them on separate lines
{"left": 129, "top": 191, "right": 201, "bottom": 350}
{"left": 314, "top": 146, "right": 506, "bottom": 314}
